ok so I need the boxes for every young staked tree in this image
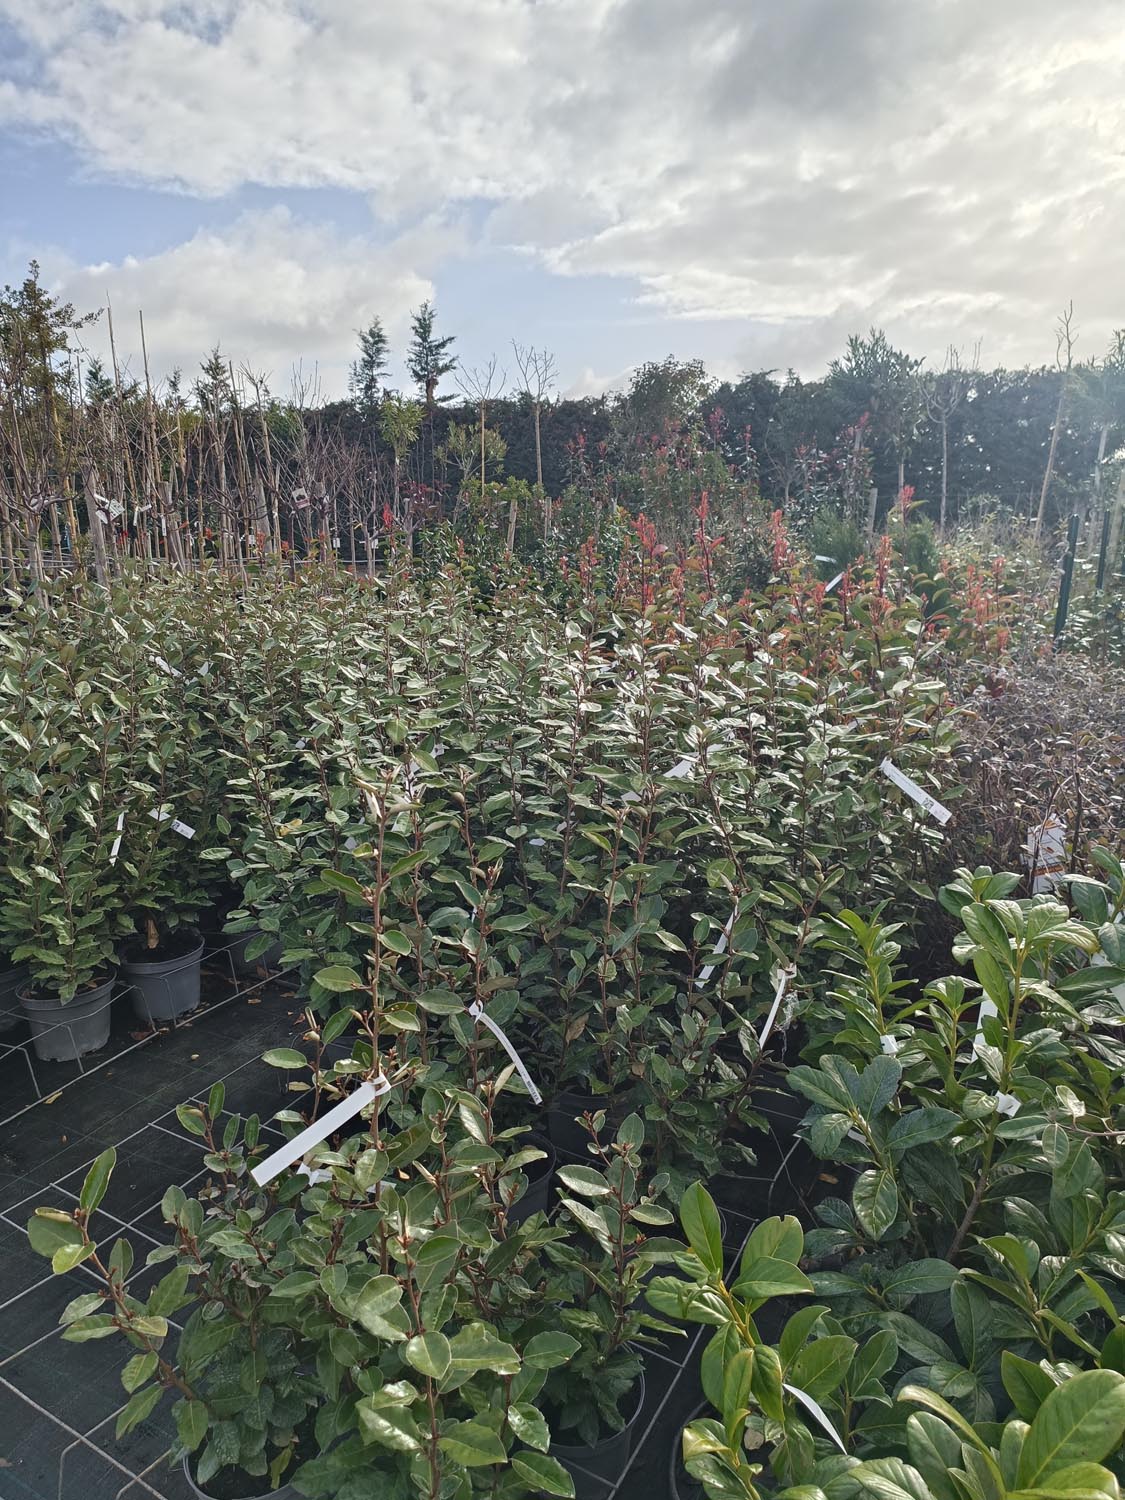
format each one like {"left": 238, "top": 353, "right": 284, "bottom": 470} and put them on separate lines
{"left": 1034, "top": 302, "right": 1078, "bottom": 540}
{"left": 456, "top": 356, "right": 506, "bottom": 497}
{"left": 349, "top": 317, "right": 390, "bottom": 415}
{"left": 917, "top": 343, "right": 978, "bottom": 534}
{"left": 379, "top": 392, "right": 424, "bottom": 513}
{"left": 512, "top": 341, "right": 557, "bottom": 491}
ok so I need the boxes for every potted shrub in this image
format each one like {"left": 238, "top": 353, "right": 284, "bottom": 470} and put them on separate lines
{"left": 538, "top": 1111, "right": 682, "bottom": 1484}
{"left": 117, "top": 811, "right": 214, "bottom": 1022}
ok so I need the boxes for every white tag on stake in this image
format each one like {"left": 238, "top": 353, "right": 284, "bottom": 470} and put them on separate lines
{"left": 758, "top": 966, "right": 796, "bottom": 1051}
{"left": 109, "top": 811, "right": 125, "bottom": 866}
{"left": 467, "top": 1000, "right": 543, "bottom": 1105}
{"left": 251, "top": 1076, "right": 391, "bottom": 1187}
{"left": 879, "top": 759, "right": 952, "bottom": 826}
{"left": 824, "top": 572, "right": 845, "bottom": 594}
{"left": 151, "top": 655, "right": 183, "bottom": 679}
{"left": 973, "top": 997, "right": 998, "bottom": 1057}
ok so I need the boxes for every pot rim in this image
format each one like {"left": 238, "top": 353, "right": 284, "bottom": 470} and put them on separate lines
{"left": 121, "top": 934, "right": 206, "bottom": 975}
{"left": 17, "top": 970, "right": 118, "bottom": 1008}
{"left": 547, "top": 1362, "right": 647, "bottom": 1457}
{"left": 180, "top": 1454, "right": 294, "bottom": 1500}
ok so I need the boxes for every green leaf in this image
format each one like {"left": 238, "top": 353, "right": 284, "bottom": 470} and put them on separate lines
{"left": 507, "top": 1402, "right": 550, "bottom": 1452}
{"left": 882, "top": 1260, "right": 959, "bottom": 1299}
{"left": 378, "top": 930, "right": 412, "bottom": 955}
{"left": 357, "top": 1402, "right": 421, "bottom": 1452}
{"left": 745, "top": 1215, "right": 804, "bottom": 1267}
{"left": 313, "top": 965, "right": 365, "bottom": 992}
{"left": 176, "top": 1399, "right": 209, "bottom": 1453}
{"left": 438, "top": 1420, "right": 507, "bottom": 1467}
{"left": 511, "top": 1451, "right": 575, "bottom": 1496}
{"left": 522, "top": 1331, "right": 580, "bottom": 1369}
{"left": 447, "top": 1324, "right": 520, "bottom": 1375}
{"left": 1017, "top": 1370, "right": 1125, "bottom": 1487}
{"left": 853, "top": 1169, "right": 900, "bottom": 1241}
{"left": 416, "top": 989, "right": 463, "bottom": 1015}
{"left": 787, "top": 1337, "right": 855, "bottom": 1401}
{"left": 27, "top": 1207, "right": 83, "bottom": 1261}
{"left": 681, "top": 1182, "right": 724, "bottom": 1274}
{"left": 122, "top": 1352, "right": 158, "bottom": 1393}
{"left": 79, "top": 1148, "right": 116, "bottom": 1214}
{"left": 404, "top": 1331, "right": 451, "bottom": 1380}
{"left": 556, "top": 1165, "right": 611, "bottom": 1197}
{"left": 888, "top": 1109, "right": 959, "bottom": 1154}
{"left": 115, "top": 1385, "right": 161, "bottom": 1439}
{"left": 733, "top": 1257, "right": 815, "bottom": 1302}
{"left": 320, "top": 870, "right": 367, "bottom": 902}
{"left": 492, "top": 913, "right": 533, "bottom": 932}
{"left": 262, "top": 1048, "right": 307, "bottom": 1069}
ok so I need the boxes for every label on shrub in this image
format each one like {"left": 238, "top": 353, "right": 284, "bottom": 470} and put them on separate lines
{"left": 758, "top": 965, "right": 796, "bottom": 1050}
{"left": 879, "top": 759, "right": 952, "bottom": 826}
{"left": 467, "top": 1000, "right": 542, "bottom": 1105}
{"left": 250, "top": 1075, "right": 391, "bottom": 1186}
{"left": 109, "top": 811, "right": 125, "bottom": 865}
{"left": 695, "top": 908, "right": 736, "bottom": 987}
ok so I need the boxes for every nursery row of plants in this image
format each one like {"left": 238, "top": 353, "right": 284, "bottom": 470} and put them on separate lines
{"left": 4, "top": 543, "right": 1124, "bottom": 1497}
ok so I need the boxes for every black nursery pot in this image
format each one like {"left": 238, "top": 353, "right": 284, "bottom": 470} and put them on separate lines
{"left": 181, "top": 1456, "right": 302, "bottom": 1500}
{"left": 668, "top": 1405, "right": 708, "bottom": 1500}
{"left": 19, "top": 972, "right": 117, "bottom": 1062}
{"left": 507, "top": 1130, "right": 556, "bottom": 1226}
{"left": 550, "top": 1368, "right": 647, "bottom": 1486}
{"left": 122, "top": 931, "right": 205, "bottom": 1023}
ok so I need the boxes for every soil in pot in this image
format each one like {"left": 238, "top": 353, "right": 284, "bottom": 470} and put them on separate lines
{"left": 506, "top": 1130, "right": 556, "bottom": 1226}
{"left": 19, "top": 972, "right": 116, "bottom": 1062}
{"left": 549, "top": 1366, "right": 647, "bottom": 1486}
{"left": 122, "top": 930, "right": 205, "bottom": 1023}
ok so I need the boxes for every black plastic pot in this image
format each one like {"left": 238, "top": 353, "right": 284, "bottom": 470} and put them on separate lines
{"left": 507, "top": 1131, "right": 556, "bottom": 1226}
{"left": 228, "top": 930, "right": 285, "bottom": 978}
{"left": 668, "top": 1404, "right": 708, "bottom": 1500}
{"left": 181, "top": 1457, "right": 301, "bottom": 1500}
{"left": 547, "top": 1089, "right": 621, "bottom": 1155}
{"left": 550, "top": 1367, "right": 647, "bottom": 1486}
{"left": 123, "top": 934, "right": 205, "bottom": 1023}
{"left": 19, "top": 973, "right": 116, "bottom": 1062}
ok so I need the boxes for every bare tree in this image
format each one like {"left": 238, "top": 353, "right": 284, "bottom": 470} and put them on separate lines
{"left": 917, "top": 342, "right": 978, "bottom": 535}
{"left": 1034, "top": 303, "right": 1077, "bottom": 540}
{"left": 512, "top": 342, "right": 557, "bottom": 490}
{"left": 456, "top": 356, "right": 506, "bottom": 496}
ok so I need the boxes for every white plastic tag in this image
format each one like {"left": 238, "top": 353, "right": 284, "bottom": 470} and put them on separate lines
{"left": 170, "top": 819, "right": 195, "bottom": 839}
{"left": 824, "top": 572, "right": 844, "bottom": 594}
{"left": 152, "top": 655, "right": 183, "bottom": 679}
{"left": 879, "top": 758, "right": 952, "bottom": 826}
{"left": 695, "top": 908, "right": 736, "bottom": 988}
{"left": 973, "top": 997, "right": 998, "bottom": 1057}
{"left": 109, "top": 811, "right": 125, "bottom": 865}
{"left": 467, "top": 1000, "right": 542, "bottom": 1105}
{"left": 1024, "top": 816, "right": 1067, "bottom": 894}
{"left": 666, "top": 757, "right": 695, "bottom": 780}
{"left": 814, "top": 555, "right": 837, "bottom": 564}
{"left": 995, "top": 1092, "right": 1020, "bottom": 1117}
{"left": 880, "top": 1033, "right": 901, "bottom": 1055}
{"left": 784, "top": 1383, "right": 847, "bottom": 1453}
{"left": 758, "top": 966, "right": 796, "bottom": 1050}
{"left": 251, "top": 1076, "right": 390, "bottom": 1186}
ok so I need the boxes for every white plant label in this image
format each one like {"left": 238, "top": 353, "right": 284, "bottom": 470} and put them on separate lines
{"left": 251, "top": 1075, "right": 390, "bottom": 1186}
{"left": 880, "top": 1033, "right": 901, "bottom": 1056}
{"left": 151, "top": 655, "right": 183, "bottom": 679}
{"left": 1024, "top": 816, "right": 1067, "bottom": 894}
{"left": 995, "top": 1091, "right": 1020, "bottom": 1118}
{"left": 824, "top": 572, "right": 845, "bottom": 594}
{"left": 783, "top": 1383, "right": 847, "bottom": 1454}
{"left": 758, "top": 966, "right": 796, "bottom": 1051}
{"left": 814, "top": 555, "right": 837, "bottom": 564}
{"left": 666, "top": 757, "right": 695, "bottom": 780}
{"left": 467, "top": 1000, "right": 543, "bottom": 1105}
{"left": 973, "top": 997, "right": 998, "bottom": 1057}
{"left": 696, "top": 907, "right": 737, "bottom": 988}
{"left": 879, "top": 759, "right": 952, "bottom": 826}
{"left": 170, "top": 818, "right": 196, "bottom": 840}
{"left": 109, "top": 811, "right": 125, "bottom": 866}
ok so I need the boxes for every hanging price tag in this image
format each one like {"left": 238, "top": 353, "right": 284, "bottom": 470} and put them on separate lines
{"left": 758, "top": 965, "right": 796, "bottom": 1050}
{"left": 879, "top": 759, "right": 952, "bottom": 826}
{"left": 467, "top": 1000, "right": 542, "bottom": 1105}
{"left": 109, "top": 811, "right": 125, "bottom": 866}
{"left": 251, "top": 1075, "right": 391, "bottom": 1186}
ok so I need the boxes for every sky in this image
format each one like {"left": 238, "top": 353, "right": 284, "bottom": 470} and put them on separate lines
{"left": 1, "top": 0, "right": 1123, "bottom": 402}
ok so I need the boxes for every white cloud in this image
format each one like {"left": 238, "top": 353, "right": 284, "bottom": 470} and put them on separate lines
{"left": 3, "top": 0, "right": 1125, "bottom": 382}
{"left": 35, "top": 208, "right": 456, "bottom": 394}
